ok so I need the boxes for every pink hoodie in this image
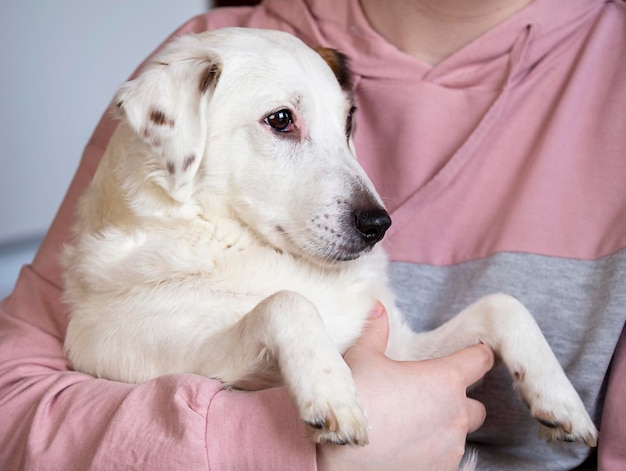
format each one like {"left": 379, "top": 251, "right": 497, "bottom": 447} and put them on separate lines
{"left": 1, "top": 0, "right": 625, "bottom": 469}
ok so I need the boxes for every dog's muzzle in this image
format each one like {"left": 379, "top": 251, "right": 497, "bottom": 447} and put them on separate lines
{"left": 310, "top": 207, "right": 391, "bottom": 263}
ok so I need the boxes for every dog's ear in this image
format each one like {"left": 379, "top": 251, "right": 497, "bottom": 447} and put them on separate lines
{"left": 114, "top": 36, "right": 222, "bottom": 202}
{"left": 315, "top": 48, "right": 352, "bottom": 92}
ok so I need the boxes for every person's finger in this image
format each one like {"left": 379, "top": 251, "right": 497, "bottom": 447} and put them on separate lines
{"left": 466, "top": 398, "right": 488, "bottom": 433}
{"left": 353, "top": 302, "right": 389, "bottom": 353}
{"left": 445, "top": 343, "right": 495, "bottom": 386}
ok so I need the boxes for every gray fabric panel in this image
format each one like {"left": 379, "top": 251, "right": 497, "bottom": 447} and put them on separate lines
{"left": 388, "top": 249, "right": 626, "bottom": 470}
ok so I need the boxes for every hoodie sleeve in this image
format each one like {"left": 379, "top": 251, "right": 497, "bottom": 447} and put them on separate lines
{"left": 0, "top": 8, "right": 316, "bottom": 471}
{"left": 0, "top": 267, "right": 314, "bottom": 470}
{"left": 0, "top": 120, "right": 315, "bottom": 471}
{"left": 598, "top": 324, "right": 626, "bottom": 471}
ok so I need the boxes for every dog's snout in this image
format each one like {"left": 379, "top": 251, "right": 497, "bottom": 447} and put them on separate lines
{"left": 354, "top": 209, "right": 391, "bottom": 245}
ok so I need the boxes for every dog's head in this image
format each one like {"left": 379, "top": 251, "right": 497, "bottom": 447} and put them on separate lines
{"left": 114, "top": 27, "right": 390, "bottom": 264}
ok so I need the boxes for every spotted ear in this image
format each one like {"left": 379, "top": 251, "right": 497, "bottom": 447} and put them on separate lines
{"left": 315, "top": 47, "right": 352, "bottom": 92}
{"left": 114, "top": 35, "right": 222, "bottom": 202}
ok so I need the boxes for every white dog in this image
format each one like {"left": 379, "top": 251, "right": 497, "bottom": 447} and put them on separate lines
{"left": 62, "top": 28, "right": 597, "bottom": 462}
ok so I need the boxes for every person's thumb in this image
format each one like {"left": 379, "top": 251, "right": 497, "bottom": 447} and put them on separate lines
{"left": 354, "top": 302, "right": 389, "bottom": 353}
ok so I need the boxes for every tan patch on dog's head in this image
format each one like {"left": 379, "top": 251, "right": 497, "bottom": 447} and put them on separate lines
{"left": 315, "top": 47, "right": 353, "bottom": 92}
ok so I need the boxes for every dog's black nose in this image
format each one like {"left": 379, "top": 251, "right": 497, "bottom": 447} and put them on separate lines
{"left": 354, "top": 209, "right": 392, "bottom": 245}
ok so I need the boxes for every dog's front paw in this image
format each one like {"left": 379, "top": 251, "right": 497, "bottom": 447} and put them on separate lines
{"left": 295, "top": 361, "right": 368, "bottom": 446}
{"left": 514, "top": 367, "right": 598, "bottom": 447}
{"left": 302, "top": 395, "right": 369, "bottom": 446}
{"left": 533, "top": 398, "right": 598, "bottom": 447}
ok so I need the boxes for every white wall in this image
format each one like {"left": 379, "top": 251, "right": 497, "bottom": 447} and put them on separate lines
{"left": 0, "top": 0, "right": 211, "bottom": 297}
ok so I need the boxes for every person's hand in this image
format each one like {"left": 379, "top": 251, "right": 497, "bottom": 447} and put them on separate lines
{"left": 316, "top": 304, "right": 494, "bottom": 471}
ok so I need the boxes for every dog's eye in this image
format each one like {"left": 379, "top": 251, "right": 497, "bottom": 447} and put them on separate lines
{"left": 346, "top": 106, "right": 357, "bottom": 138}
{"left": 264, "top": 109, "right": 294, "bottom": 133}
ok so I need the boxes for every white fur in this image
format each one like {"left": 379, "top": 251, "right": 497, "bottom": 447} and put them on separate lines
{"left": 62, "top": 28, "right": 597, "bottom": 459}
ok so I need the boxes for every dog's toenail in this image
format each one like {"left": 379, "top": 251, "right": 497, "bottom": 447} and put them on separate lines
{"left": 538, "top": 419, "right": 559, "bottom": 429}
{"left": 306, "top": 419, "right": 326, "bottom": 430}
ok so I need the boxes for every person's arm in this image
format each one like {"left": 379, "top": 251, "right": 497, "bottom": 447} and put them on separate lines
{"left": 1, "top": 266, "right": 492, "bottom": 471}
{"left": 0, "top": 9, "right": 494, "bottom": 469}
{"left": 0, "top": 100, "right": 316, "bottom": 470}
{"left": 0, "top": 284, "right": 313, "bottom": 470}
{"left": 0, "top": 90, "right": 492, "bottom": 471}
{"left": 598, "top": 323, "right": 626, "bottom": 471}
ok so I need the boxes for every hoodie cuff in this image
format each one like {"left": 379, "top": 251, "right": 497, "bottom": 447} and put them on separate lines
{"left": 206, "top": 386, "right": 316, "bottom": 471}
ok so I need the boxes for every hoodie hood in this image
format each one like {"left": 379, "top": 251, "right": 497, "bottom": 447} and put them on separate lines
{"left": 262, "top": 0, "right": 604, "bottom": 88}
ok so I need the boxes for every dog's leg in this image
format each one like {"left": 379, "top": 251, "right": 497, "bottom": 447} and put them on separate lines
{"left": 404, "top": 293, "right": 598, "bottom": 447}
{"left": 200, "top": 290, "right": 369, "bottom": 446}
